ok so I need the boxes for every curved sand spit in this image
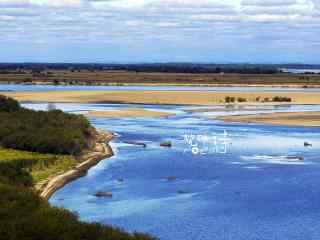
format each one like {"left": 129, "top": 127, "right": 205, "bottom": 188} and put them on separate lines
{"left": 36, "top": 130, "right": 114, "bottom": 200}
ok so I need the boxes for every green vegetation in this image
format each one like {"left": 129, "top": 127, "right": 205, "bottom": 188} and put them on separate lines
{"left": 224, "top": 95, "right": 291, "bottom": 103}
{"left": 0, "top": 148, "right": 76, "bottom": 183}
{"left": 237, "top": 97, "right": 247, "bottom": 103}
{"left": 272, "top": 96, "right": 292, "bottom": 102}
{"left": 225, "top": 96, "right": 235, "bottom": 103}
{"left": 0, "top": 95, "right": 156, "bottom": 240}
{"left": 225, "top": 96, "right": 247, "bottom": 103}
{"left": 0, "top": 182, "right": 156, "bottom": 240}
{"left": 0, "top": 95, "right": 93, "bottom": 155}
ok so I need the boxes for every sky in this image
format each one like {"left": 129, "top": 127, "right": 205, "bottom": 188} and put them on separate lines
{"left": 0, "top": 0, "right": 319, "bottom": 63}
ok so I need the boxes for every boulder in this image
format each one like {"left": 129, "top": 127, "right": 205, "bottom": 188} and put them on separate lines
{"left": 304, "top": 142, "right": 312, "bottom": 147}
{"left": 94, "top": 191, "right": 113, "bottom": 198}
{"left": 160, "top": 141, "right": 172, "bottom": 148}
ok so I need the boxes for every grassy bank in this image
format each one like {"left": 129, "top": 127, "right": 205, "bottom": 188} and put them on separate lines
{"left": 0, "top": 95, "right": 156, "bottom": 240}
{"left": 0, "top": 148, "right": 77, "bottom": 183}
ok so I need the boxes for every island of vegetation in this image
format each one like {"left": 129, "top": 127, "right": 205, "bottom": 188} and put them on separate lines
{"left": 0, "top": 95, "right": 156, "bottom": 240}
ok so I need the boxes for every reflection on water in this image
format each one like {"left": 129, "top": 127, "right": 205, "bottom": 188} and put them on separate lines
{"left": 22, "top": 103, "right": 320, "bottom": 240}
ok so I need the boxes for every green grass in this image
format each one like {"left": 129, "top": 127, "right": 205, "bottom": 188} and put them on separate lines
{"left": 0, "top": 148, "right": 77, "bottom": 183}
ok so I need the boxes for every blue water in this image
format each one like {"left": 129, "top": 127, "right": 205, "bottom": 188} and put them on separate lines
{"left": 2, "top": 83, "right": 320, "bottom": 92}
{"left": 27, "top": 102, "right": 320, "bottom": 240}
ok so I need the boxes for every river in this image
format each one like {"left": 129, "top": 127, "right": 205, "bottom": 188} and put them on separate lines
{"left": 19, "top": 101, "right": 320, "bottom": 240}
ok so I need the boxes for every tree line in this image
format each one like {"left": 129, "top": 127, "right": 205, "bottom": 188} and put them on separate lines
{"left": 0, "top": 95, "right": 94, "bottom": 155}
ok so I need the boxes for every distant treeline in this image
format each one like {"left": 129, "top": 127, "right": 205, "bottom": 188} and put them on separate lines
{"left": 0, "top": 96, "right": 93, "bottom": 155}
{"left": 2, "top": 63, "right": 319, "bottom": 74}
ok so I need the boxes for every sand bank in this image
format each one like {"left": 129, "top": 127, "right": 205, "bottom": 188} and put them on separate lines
{"left": 4, "top": 90, "right": 320, "bottom": 105}
{"left": 216, "top": 112, "right": 320, "bottom": 127}
{"left": 86, "top": 108, "right": 174, "bottom": 118}
{"left": 185, "top": 105, "right": 288, "bottom": 113}
{"left": 36, "top": 130, "right": 114, "bottom": 200}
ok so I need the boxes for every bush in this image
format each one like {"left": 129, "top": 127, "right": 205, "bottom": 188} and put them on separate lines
{"left": 0, "top": 95, "right": 20, "bottom": 112}
{"left": 0, "top": 162, "right": 33, "bottom": 187}
{"left": 272, "top": 96, "right": 292, "bottom": 102}
{"left": 237, "top": 97, "right": 247, "bottom": 103}
{"left": 0, "top": 184, "right": 157, "bottom": 240}
{"left": 225, "top": 96, "right": 235, "bottom": 103}
{"left": 0, "top": 96, "right": 93, "bottom": 155}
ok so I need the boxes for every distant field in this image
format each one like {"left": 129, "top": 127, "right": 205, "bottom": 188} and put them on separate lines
{"left": 1, "top": 70, "right": 320, "bottom": 86}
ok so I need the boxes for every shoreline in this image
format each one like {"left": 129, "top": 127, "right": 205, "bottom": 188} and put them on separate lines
{"left": 216, "top": 111, "right": 320, "bottom": 127}
{"left": 36, "top": 130, "right": 114, "bottom": 200}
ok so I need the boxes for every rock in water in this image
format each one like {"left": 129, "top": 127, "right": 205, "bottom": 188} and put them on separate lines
{"left": 287, "top": 156, "right": 304, "bottom": 161}
{"left": 160, "top": 141, "right": 172, "bottom": 147}
{"left": 166, "top": 176, "right": 177, "bottom": 181}
{"left": 123, "top": 141, "right": 147, "bottom": 148}
{"left": 94, "top": 191, "right": 113, "bottom": 198}
{"left": 177, "top": 190, "right": 189, "bottom": 194}
{"left": 304, "top": 142, "right": 312, "bottom": 147}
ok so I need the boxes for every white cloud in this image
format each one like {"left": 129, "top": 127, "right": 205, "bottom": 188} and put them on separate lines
{"left": 0, "top": 0, "right": 82, "bottom": 7}
{"left": 0, "top": 0, "right": 319, "bottom": 62}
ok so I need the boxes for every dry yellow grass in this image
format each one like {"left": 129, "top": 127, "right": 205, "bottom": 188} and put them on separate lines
{"left": 86, "top": 108, "right": 174, "bottom": 118}
{"left": 4, "top": 90, "right": 320, "bottom": 105}
{"left": 216, "top": 112, "right": 320, "bottom": 127}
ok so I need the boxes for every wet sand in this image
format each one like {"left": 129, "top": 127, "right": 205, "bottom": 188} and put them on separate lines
{"left": 184, "top": 105, "right": 288, "bottom": 113}
{"left": 4, "top": 90, "right": 320, "bottom": 105}
{"left": 216, "top": 112, "right": 320, "bottom": 127}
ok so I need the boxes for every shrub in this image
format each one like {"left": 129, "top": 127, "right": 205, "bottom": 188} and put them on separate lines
{"left": 272, "top": 96, "right": 292, "bottom": 102}
{"left": 237, "top": 97, "right": 247, "bottom": 103}
{"left": 0, "top": 96, "right": 93, "bottom": 155}
{"left": 0, "top": 184, "right": 157, "bottom": 240}
{"left": 0, "top": 95, "right": 20, "bottom": 112}
{"left": 0, "top": 162, "right": 33, "bottom": 187}
{"left": 225, "top": 96, "right": 235, "bottom": 103}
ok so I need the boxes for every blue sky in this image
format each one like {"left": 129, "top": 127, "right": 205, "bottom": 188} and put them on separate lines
{"left": 0, "top": 0, "right": 319, "bottom": 63}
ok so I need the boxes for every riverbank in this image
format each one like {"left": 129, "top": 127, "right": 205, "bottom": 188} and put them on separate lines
{"left": 36, "top": 129, "right": 114, "bottom": 200}
{"left": 216, "top": 111, "right": 320, "bottom": 127}
{"left": 4, "top": 90, "right": 320, "bottom": 105}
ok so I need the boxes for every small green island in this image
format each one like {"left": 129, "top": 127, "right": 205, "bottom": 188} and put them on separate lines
{"left": 0, "top": 95, "right": 156, "bottom": 240}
